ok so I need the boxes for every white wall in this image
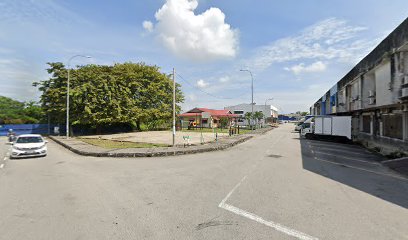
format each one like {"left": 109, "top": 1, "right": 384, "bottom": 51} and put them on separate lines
{"left": 362, "top": 72, "right": 376, "bottom": 108}
{"left": 375, "top": 61, "right": 393, "bottom": 107}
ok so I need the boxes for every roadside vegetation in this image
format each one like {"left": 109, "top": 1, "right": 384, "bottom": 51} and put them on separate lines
{"left": 181, "top": 128, "right": 252, "bottom": 135}
{"left": 0, "top": 96, "right": 44, "bottom": 124}
{"left": 33, "top": 62, "right": 184, "bottom": 134}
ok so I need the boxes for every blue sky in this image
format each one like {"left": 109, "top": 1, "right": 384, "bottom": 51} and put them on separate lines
{"left": 1, "top": 0, "right": 408, "bottom": 113}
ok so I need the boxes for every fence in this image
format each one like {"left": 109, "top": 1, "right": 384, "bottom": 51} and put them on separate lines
{"left": 0, "top": 124, "right": 61, "bottom": 136}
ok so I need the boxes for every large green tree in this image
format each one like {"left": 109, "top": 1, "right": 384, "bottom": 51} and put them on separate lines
{"left": 34, "top": 62, "right": 184, "bottom": 132}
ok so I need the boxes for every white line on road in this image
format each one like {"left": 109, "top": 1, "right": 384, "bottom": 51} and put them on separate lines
{"left": 219, "top": 175, "right": 247, "bottom": 207}
{"left": 381, "top": 158, "right": 408, "bottom": 163}
{"left": 311, "top": 146, "right": 370, "bottom": 156}
{"left": 220, "top": 203, "right": 318, "bottom": 240}
{"left": 3, "top": 157, "right": 6, "bottom": 161}
{"left": 314, "top": 157, "right": 408, "bottom": 181}
{"left": 313, "top": 151, "right": 380, "bottom": 165}
{"left": 218, "top": 175, "right": 318, "bottom": 240}
{"left": 0, "top": 164, "right": 4, "bottom": 169}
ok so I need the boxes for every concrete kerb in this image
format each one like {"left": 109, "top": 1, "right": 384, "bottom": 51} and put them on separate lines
{"left": 48, "top": 134, "right": 254, "bottom": 158}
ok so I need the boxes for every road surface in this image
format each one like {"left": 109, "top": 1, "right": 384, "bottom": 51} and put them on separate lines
{"left": 0, "top": 124, "right": 407, "bottom": 240}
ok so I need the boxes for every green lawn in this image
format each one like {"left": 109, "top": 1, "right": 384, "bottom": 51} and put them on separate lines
{"left": 79, "top": 138, "right": 169, "bottom": 149}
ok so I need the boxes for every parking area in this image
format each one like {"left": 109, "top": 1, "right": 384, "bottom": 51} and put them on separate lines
{"left": 303, "top": 139, "right": 404, "bottom": 179}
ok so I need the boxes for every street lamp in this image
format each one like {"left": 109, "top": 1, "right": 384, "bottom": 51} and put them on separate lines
{"left": 264, "top": 98, "right": 274, "bottom": 124}
{"left": 240, "top": 69, "right": 254, "bottom": 128}
{"left": 66, "top": 55, "right": 92, "bottom": 138}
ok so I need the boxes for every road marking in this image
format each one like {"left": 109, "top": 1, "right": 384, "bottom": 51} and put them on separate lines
{"left": 0, "top": 164, "right": 4, "bottom": 169}
{"left": 314, "top": 157, "right": 408, "bottom": 181}
{"left": 220, "top": 203, "right": 318, "bottom": 240}
{"left": 3, "top": 157, "right": 6, "bottom": 161}
{"left": 382, "top": 158, "right": 407, "bottom": 163}
{"left": 311, "top": 146, "right": 370, "bottom": 156}
{"left": 219, "top": 175, "right": 247, "bottom": 206}
{"left": 218, "top": 176, "right": 318, "bottom": 240}
{"left": 313, "top": 151, "right": 380, "bottom": 165}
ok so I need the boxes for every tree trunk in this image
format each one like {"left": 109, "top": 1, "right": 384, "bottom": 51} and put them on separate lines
{"left": 96, "top": 125, "right": 102, "bottom": 135}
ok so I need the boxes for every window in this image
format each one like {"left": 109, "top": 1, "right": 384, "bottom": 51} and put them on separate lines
{"left": 233, "top": 110, "right": 244, "bottom": 114}
{"left": 202, "top": 119, "right": 208, "bottom": 124}
{"left": 382, "top": 114, "right": 403, "bottom": 139}
{"left": 362, "top": 115, "right": 371, "bottom": 133}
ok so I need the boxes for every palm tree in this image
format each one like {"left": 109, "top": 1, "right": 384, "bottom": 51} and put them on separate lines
{"left": 253, "top": 111, "right": 264, "bottom": 128}
{"left": 244, "top": 112, "right": 253, "bottom": 128}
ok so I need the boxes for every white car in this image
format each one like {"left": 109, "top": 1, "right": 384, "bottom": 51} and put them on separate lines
{"left": 11, "top": 134, "right": 48, "bottom": 158}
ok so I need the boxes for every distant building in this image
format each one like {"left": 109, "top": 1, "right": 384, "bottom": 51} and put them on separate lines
{"left": 224, "top": 103, "right": 279, "bottom": 126}
{"left": 178, "top": 108, "right": 238, "bottom": 129}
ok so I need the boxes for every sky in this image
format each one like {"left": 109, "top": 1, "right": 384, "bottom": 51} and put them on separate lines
{"left": 1, "top": 0, "right": 408, "bottom": 113}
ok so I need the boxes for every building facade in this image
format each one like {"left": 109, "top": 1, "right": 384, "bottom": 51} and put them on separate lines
{"left": 178, "top": 108, "right": 238, "bottom": 129}
{"left": 224, "top": 103, "right": 279, "bottom": 126}
{"left": 310, "top": 17, "right": 408, "bottom": 155}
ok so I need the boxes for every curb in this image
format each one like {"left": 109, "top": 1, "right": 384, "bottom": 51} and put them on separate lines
{"left": 49, "top": 135, "right": 254, "bottom": 158}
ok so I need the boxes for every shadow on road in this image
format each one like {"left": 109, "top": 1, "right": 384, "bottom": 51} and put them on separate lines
{"left": 300, "top": 138, "right": 408, "bottom": 209}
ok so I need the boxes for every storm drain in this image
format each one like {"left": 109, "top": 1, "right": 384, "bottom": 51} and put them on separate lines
{"left": 267, "top": 154, "right": 282, "bottom": 158}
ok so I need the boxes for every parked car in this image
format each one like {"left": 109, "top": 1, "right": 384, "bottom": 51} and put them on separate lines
{"left": 11, "top": 134, "right": 48, "bottom": 159}
{"left": 294, "top": 121, "right": 304, "bottom": 131}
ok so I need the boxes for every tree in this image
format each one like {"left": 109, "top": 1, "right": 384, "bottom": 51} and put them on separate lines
{"left": 0, "top": 96, "right": 43, "bottom": 124}
{"left": 219, "top": 117, "right": 229, "bottom": 129}
{"left": 34, "top": 62, "right": 184, "bottom": 133}
{"left": 244, "top": 112, "right": 253, "bottom": 127}
{"left": 253, "top": 111, "right": 264, "bottom": 128}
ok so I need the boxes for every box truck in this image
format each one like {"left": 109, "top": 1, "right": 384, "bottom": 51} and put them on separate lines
{"left": 300, "top": 116, "right": 352, "bottom": 141}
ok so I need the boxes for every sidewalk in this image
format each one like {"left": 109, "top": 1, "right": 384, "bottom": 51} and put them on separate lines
{"left": 49, "top": 127, "right": 275, "bottom": 158}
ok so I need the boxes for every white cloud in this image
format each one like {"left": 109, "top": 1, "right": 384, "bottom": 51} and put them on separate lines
{"left": 142, "top": 21, "right": 153, "bottom": 32}
{"left": 285, "top": 61, "right": 327, "bottom": 75}
{"left": 144, "top": 0, "right": 239, "bottom": 61}
{"left": 219, "top": 76, "right": 230, "bottom": 83}
{"left": 196, "top": 79, "right": 209, "bottom": 88}
{"left": 248, "top": 18, "right": 377, "bottom": 70}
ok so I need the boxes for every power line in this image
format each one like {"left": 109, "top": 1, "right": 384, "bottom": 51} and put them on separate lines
{"left": 176, "top": 73, "right": 236, "bottom": 100}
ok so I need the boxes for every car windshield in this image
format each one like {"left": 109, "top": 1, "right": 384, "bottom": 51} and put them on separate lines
{"left": 16, "top": 137, "right": 43, "bottom": 143}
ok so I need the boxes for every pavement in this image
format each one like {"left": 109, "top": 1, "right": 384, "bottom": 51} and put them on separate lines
{"left": 0, "top": 123, "right": 407, "bottom": 240}
{"left": 48, "top": 127, "right": 274, "bottom": 157}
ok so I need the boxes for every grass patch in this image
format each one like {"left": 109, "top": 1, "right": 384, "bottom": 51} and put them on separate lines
{"left": 180, "top": 128, "right": 252, "bottom": 134}
{"left": 80, "top": 138, "right": 169, "bottom": 149}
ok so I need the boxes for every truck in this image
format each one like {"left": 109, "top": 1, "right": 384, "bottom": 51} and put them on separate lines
{"left": 300, "top": 115, "right": 352, "bottom": 141}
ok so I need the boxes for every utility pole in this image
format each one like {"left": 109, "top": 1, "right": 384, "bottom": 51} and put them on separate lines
{"left": 172, "top": 68, "right": 176, "bottom": 147}
{"left": 240, "top": 69, "right": 254, "bottom": 129}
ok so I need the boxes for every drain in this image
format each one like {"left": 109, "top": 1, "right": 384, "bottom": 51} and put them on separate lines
{"left": 267, "top": 154, "right": 282, "bottom": 158}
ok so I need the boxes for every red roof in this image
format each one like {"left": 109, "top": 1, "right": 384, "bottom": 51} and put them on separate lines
{"left": 179, "top": 108, "right": 239, "bottom": 117}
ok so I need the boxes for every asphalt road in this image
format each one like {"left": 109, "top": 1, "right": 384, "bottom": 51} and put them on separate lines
{"left": 0, "top": 124, "right": 407, "bottom": 240}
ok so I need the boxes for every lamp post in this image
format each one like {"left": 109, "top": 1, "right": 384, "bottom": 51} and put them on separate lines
{"left": 264, "top": 98, "right": 274, "bottom": 125}
{"left": 66, "top": 55, "right": 92, "bottom": 138}
{"left": 240, "top": 69, "right": 254, "bottom": 128}
{"left": 172, "top": 68, "right": 176, "bottom": 147}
